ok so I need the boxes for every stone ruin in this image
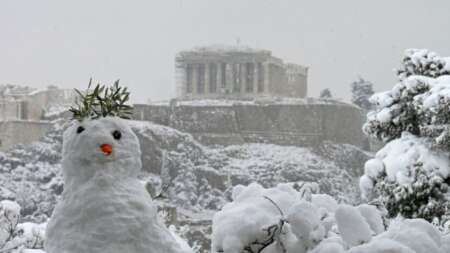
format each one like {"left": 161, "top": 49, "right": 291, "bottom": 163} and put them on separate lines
{"left": 175, "top": 46, "right": 308, "bottom": 99}
{"left": 0, "top": 85, "right": 76, "bottom": 151}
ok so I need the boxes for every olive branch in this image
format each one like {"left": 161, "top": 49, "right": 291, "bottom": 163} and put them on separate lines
{"left": 69, "top": 78, "right": 133, "bottom": 121}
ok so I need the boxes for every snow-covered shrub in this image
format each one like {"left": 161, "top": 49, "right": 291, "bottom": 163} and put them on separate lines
{"left": 0, "top": 200, "right": 21, "bottom": 248}
{"left": 211, "top": 182, "right": 341, "bottom": 253}
{"left": 211, "top": 184, "right": 352, "bottom": 252}
{"left": 334, "top": 205, "right": 372, "bottom": 247}
{"left": 362, "top": 49, "right": 450, "bottom": 223}
{"left": 0, "top": 200, "right": 46, "bottom": 253}
{"left": 212, "top": 183, "right": 450, "bottom": 253}
{"left": 211, "top": 183, "right": 299, "bottom": 252}
{"left": 348, "top": 218, "right": 448, "bottom": 253}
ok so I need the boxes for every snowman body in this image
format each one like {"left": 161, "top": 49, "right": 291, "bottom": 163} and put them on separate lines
{"left": 45, "top": 117, "right": 184, "bottom": 253}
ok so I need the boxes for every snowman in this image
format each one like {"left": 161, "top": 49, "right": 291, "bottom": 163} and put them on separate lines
{"left": 45, "top": 81, "right": 188, "bottom": 253}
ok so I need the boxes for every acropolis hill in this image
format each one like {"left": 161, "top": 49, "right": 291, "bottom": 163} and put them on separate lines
{"left": 134, "top": 46, "right": 366, "bottom": 148}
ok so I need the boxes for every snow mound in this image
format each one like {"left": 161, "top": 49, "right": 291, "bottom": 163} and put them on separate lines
{"left": 211, "top": 183, "right": 300, "bottom": 252}
{"left": 335, "top": 205, "right": 372, "bottom": 247}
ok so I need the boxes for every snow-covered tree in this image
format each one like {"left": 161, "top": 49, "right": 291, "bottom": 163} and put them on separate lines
{"left": 350, "top": 77, "right": 374, "bottom": 111}
{"left": 361, "top": 49, "right": 450, "bottom": 223}
{"left": 319, "top": 88, "right": 332, "bottom": 99}
{"left": 396, "top": 49, "right": 450, "bottom": 80}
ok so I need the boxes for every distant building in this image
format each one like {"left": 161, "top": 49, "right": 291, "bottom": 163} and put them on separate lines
{"left": 0, "top": 85, "right": 76, "bottom": 151}
{"left": 0, "top": 85, "right": 75, "bottom": 121}
{"left": 175, "top": 46, "right": 308, "bottom": 99}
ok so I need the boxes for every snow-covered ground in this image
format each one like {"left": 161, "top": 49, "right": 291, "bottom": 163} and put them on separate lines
{"left": 1, "top": 115, "right": 449, "bottom": 252}
{"left": 0, "top": 119, "right": 370, "bottom": 252}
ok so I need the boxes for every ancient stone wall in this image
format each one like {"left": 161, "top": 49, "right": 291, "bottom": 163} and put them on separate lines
{"left": 0, "top": 87, "right": 76, "bottom": 121}
{"left": 0, "top": 121, "right": 52, "bottom": 151}
{"left": 25, "top": 88, "right": 76, "bottom": 120}
{"left": 132, "top": 102, "right": 365, "bottom": 148}
{"left": 0, "top": 100, "right": 23, "bottom": 121}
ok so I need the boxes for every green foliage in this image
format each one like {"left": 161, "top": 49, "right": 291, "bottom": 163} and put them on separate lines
{"left": 374, "top": 163, "right": 450, "bottom": 222}
{"left": 69, "top": 79, "right": 133, "bottom": 121}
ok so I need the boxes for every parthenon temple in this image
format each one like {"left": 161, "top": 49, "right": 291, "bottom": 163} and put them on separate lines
{"left": 175, "top": 46, "right": 308, "bottom": 99}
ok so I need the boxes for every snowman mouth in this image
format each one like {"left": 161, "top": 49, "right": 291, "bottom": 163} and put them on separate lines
{"left": 100, "top": 144, "right": 113, "bottom": 156}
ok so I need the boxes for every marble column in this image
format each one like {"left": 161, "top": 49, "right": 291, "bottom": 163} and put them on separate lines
{"left": 263, "top": 62, "right": 270, "bottom": 94}
{"left": 253, "top": 62, "right": 259, "bottom": 94}
{"left": 225, "top": 63, "right": 233, "bottom": 94}
{"left": 204, "top": 63, "right": 210, "bottom": 94}
{"left": 240, "top": 63, "right": 247, "bottom": 94}
{"left": 184, "top": 64, "right": 190, "bottom": 94}
{"left": 177, "top": 63, "right": 187, "bottom": 97}
{"left": 192, "top": 64, "right": 198, "bottom": 96}
{"left": 216, "top": 62, "right": 223, "bottom": 94}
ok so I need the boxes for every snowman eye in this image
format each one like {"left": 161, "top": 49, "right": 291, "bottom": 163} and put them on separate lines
{"left": 112, "top": 130, "right": 122, "bottom": 140}
{"left": 76, "top": 126, "right": 85, "bottom": 134}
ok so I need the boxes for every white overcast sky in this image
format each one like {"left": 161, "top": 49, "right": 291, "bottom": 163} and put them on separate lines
{"left": 1, "top": 0, "right": 450, "bottom": 103}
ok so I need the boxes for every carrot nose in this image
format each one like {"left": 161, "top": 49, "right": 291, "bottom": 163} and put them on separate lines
{"left": 100, "top": 144, "right": 113, "bottom": 155}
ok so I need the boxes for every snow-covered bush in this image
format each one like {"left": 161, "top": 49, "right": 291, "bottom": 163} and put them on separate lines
{"left": 0, "top": 121, "right": 65, "bottom": 223}
{"left": 348, "top": 218, "right": 449, "bottom": 253}
{"left": 212, "top": 183, "right": 450, "bottom": 253}
{"left": 350, "top": 77, "right": 375, "bottom": 111}
{"left": 362, "top": 49, "right": 450, "bottom": 223}
{"left": 0, "top": 200, "right": 46, "bottom": 253}
{"left": 0, "top": 200, "right": 21, "bottom": 248}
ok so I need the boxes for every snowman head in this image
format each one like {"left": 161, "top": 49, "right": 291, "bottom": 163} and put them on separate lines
{"left": 62, "top": 80, "right": 139, "bottom": 187}
{"left": 62, "top": 117, "right": 142, "bottom": 186}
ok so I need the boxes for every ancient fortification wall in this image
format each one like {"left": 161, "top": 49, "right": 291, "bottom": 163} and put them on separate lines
{"left": 0, "top": 121, "right": 52, "bottom": 151}
{"left": 132, "top": 101, "right": 365, "bottom": 148}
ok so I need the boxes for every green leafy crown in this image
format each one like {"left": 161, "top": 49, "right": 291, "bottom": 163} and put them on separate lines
{"left": 69, "top": 79, "right": 133, "bottom": 121}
